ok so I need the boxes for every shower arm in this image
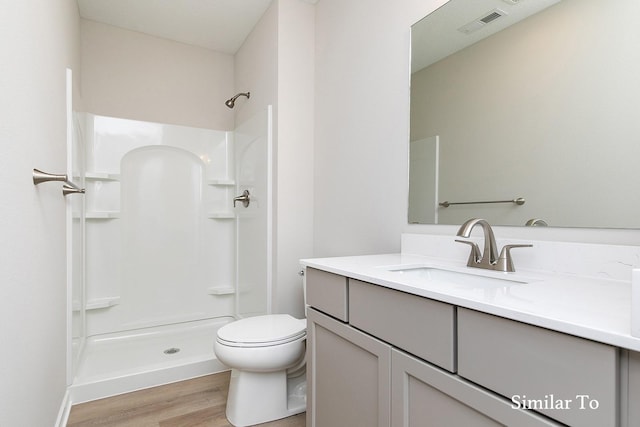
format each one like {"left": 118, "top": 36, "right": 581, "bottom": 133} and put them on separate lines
{"left": 33, "top": 168, "right": 85, "bottom": 196}
{"left": 225, "top": 92, "right": 250, "bottom": 108}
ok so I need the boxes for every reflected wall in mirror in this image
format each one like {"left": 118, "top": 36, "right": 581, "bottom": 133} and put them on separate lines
{"left": 409, "top": 0, "right": 640, "bottom": 228}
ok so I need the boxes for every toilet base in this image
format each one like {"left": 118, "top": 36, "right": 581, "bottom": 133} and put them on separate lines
{"left": 225, "top": 368, "right": 306, "bottom": 427}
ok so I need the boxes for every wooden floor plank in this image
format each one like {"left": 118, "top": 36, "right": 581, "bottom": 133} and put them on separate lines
{"left": 159, "top": 406, "right": 230, "bottom": 427}
{"left": 257, "top": 414, "right": 306, "bottom": 427}
{"left": 67, "top": 372, "right": 305, "bottom": 427}
{"left": 68, "top": 374, "right": 229, "bottom": 425}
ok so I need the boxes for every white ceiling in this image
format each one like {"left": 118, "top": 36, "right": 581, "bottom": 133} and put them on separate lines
{"left": 411, "top": 0, "right": 561, "bottom": 73}
{"left": 76, "top": 0, "right": 273, "bottom": 54}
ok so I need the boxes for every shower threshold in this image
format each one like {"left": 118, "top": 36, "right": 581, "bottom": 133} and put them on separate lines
{"left": 69, "top": 317, "right": 233, "bottom": 404}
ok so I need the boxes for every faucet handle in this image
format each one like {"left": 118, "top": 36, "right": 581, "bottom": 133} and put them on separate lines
{"left": 455, "top": 239, "right": 481, "bottom": 267}
{"left": 496, "top": 244, "right": 533, "bottom": 272}
{"left": 233, "top": 189, "right": 251, "bottom": 208}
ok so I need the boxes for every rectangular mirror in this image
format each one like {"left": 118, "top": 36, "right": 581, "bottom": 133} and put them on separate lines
{"left": 409, "top": 0, "right": 640, "bottom": 228}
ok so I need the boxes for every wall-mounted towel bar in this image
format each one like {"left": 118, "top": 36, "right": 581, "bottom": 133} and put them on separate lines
{"left": 33, "top": 168, "right": 85, "bottom": 196}
{"left": 439, "top": 197, "right": 525, "bottom": 208}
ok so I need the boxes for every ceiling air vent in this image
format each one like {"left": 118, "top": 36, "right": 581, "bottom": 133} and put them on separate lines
{"left": 458, "top": 8, "right": 508, "bottom": 34}
{"left": 481, "top": 11, "right": 504, "bottom": 24}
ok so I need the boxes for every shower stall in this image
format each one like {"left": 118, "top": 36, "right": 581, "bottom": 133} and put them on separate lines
{"left": 68, "top": 107, "right": 273, "bottom": 403}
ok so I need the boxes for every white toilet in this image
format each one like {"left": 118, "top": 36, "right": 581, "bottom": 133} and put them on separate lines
{"left": 214, "top": 313, "right": 307, "bottom": 426}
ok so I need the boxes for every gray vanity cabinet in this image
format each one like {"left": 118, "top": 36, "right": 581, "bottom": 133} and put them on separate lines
{"left": 305, "top": 267, "right": 630, "bottom": 427}
{"left": 306, "top": 307, "right": 391, "bottom": 427}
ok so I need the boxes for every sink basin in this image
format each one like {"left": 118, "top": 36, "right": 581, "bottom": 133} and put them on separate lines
{"left": 387, "top": 266, "right": 529, "bottom": 288}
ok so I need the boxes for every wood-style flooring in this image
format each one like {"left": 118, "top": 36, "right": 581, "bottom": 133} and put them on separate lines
{"left": 67, "top": 371, "right": 306, "bottom": 427}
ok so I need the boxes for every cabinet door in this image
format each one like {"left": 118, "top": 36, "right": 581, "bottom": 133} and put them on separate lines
{"left": 391, "top": 349, "right": 562, "bottom": 427}
{"left": 307, "top": 307, "right": 391, "bottom": 427}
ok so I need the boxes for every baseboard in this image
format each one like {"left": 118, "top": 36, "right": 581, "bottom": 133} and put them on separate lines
{"left": 55, "top": 389, "right": 73, "bottom": 427}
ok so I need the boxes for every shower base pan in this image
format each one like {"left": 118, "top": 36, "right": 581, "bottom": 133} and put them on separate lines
{"left": 70, "top": 317, "right": 233, "bottom": 404}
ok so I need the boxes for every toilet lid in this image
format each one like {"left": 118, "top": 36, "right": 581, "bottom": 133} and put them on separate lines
{"left": 217, "top": 314, "right": 306, "bottom": 347}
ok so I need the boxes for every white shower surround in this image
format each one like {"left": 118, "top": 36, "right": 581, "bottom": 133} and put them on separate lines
{"left": 81, "top": 114, "right": 237, "bottom": 337}
{"left": 70, "top": 110, "right": 272, "bottom": 402}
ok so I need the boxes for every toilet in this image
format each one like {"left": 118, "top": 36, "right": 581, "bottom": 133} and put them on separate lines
{"left": 214, "top": 314, "right": 307, "bottom": 426}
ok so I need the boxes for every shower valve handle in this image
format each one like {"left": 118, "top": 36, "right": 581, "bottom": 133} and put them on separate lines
{"left": 233, "top": 190, "right": 250, "bottom": 208}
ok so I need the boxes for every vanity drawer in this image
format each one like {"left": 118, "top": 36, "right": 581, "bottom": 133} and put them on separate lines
{"left": 457, "top": 308, "right": 618, "bottom": 427}
{"left": 305, "top": 268, "right": 349, "bottom": 322}
{"left": 348, "top": 279, "right": 456, "bottom": 372}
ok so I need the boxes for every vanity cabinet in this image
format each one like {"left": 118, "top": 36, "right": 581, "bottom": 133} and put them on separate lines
{"left": 305, "top": 268, "right": 560, "bottom": 427}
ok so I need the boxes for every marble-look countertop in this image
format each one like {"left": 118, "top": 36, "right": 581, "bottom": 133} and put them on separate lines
{"left": 301, "top": 253, "right": 640, "bottom": 352}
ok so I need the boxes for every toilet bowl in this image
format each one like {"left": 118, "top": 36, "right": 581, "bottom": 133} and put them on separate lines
{"left": 214, "top": 314, "right": 307, "bottom": 427}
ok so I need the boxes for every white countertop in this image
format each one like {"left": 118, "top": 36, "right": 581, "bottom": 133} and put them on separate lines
{"left": 301, "top": 253, "right": 640, "bottom": 352}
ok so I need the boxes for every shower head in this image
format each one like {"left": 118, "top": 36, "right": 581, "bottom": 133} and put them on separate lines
{"left": 225, "top": 92, "right": 250, "bottom": 108}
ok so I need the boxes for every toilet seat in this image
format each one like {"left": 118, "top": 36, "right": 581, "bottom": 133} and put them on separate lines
{"left": 217, "top": 314, "right": 306, "bottom": 348}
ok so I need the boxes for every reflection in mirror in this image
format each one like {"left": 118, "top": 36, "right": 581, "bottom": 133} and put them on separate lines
{"left": 409, "top": 0, "right": 640, "bottom": 228}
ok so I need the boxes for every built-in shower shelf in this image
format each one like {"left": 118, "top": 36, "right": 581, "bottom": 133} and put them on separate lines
{"left": 85, "top": 172, "right": 120, "bottom": 181}
{"left": 86, "top": 296, "right": 121, "bottom": 310}
{"left": 207, "top": 286, "right": 235, "bottom": 295}
{"left": 207, "top": 212, "right": 235, "bottom": 219}
{"left": 85, "top": 211, "right": 120, "bottom": 219}
{"left": 207, "top": 179, "right": 235, "bottom": 186}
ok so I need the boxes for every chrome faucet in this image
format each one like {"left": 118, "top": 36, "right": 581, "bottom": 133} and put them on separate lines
{"left": 455, "top": 218, "right": 532, "bottom": 272}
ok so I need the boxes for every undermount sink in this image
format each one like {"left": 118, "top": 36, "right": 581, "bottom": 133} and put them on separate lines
{"left": 386, "top": 266, "right": 530, "bottom": 288}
